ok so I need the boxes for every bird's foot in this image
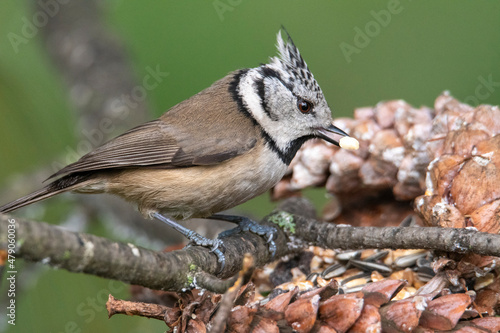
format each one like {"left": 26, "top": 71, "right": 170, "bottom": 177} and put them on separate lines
{"left": 153, "top": 213, "right": 226, "bottom": 271}
{"left": 184, "top": 231, "right": 226, "bottom": 271}
{"left": 211, "top": 215, "right": 277, "bottom": 258}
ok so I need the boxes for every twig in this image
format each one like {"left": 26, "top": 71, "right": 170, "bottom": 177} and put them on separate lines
{"left": 210, "top": 254, "right": 255, "bottom": 332}
{"left": 194, "top": 272, "right": 239, "bottom": 294}
{"left": 107, "top": 294, "right": 169, "bottom": 320}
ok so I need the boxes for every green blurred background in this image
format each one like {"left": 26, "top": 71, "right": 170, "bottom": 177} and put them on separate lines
{"left": 0, "top": 1, "right": 499, "bottom": 332}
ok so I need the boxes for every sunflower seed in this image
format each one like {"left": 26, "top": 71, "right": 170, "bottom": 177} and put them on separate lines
{"left": 349, "top": 259, "right": 392, "bottom": 274}
{"left": 395, "top": 251, "right": 428, "bottom": 268}
{"left": 336, "top": 250, "right": 361, "bottom": 261}
{"left": 363, "top": 250, "right": 390, "bottom": 262}
{"left": 322, "top": 263, "right": 347, "bottom": 279}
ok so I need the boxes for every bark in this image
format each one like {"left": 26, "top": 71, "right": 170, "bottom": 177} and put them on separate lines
{"left": 1, "top": 198, "right": 499, "bottom": 293}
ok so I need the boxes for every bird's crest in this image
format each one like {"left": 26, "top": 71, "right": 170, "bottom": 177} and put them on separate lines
{"left": 269, "top": 29, "right": 323, "bottom": 98}
{"left": 274, "top": 29, "right": 308, "bottom": 71}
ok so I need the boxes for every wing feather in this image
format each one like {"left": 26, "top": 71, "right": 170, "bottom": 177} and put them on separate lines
{"left": 48, "top": 120, "right": 180, "bottom": 178}
{"left": 48, "top": 71, "right": 258, "bottom": 180}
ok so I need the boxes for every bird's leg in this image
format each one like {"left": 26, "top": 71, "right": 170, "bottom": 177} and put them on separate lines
{"left": 208, "top": 214, "right": 277, "bottom": 258}
{"left": 152, "top": 213, "right": 226, "bottom": 270}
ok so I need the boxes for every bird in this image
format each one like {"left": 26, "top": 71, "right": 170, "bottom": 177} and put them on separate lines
{"left": 0, "top": 29, "right": 358, "bottom": 268}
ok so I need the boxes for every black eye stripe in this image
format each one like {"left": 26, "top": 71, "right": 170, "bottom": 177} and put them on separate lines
{"left": 260, "top": 66, "right": 296, "bottom": 96}
{"left": 254, "top": 78, "right": 278, "bottom": 121}
{"left": 259, "top": 66, "right": 318, "bottom": 114}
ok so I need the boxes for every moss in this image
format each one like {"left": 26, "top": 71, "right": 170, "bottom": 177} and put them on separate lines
{"left": 63, "top": 250, "right": 71, "bottom": 260}
{"left": 268, "top": 211, "right": 295, "bottom": 234}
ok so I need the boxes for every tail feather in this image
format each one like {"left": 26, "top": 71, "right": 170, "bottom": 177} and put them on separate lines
{"left": 0, "top": 186, "right": 64, "bottom": 213}
{"left": 0, "top": 173, "right": 92, "bottom": 214}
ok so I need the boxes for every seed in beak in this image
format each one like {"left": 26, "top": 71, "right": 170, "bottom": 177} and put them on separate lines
{"left": 339, "top": 137, "right": 359, "bottom": 150}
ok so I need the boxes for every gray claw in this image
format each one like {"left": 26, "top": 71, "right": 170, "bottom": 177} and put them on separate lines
{"left": 210, "top": 240, "right": 226, "bottom": 272}
{"left": 216, "top": 217, "right": 277, "bottom": 259}
{"left": 152, "top": 213, "right": 225, "bottom": 272}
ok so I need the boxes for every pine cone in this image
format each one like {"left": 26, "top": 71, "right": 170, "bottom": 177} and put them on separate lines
{"left": 273, "top": 92, "right": 499, "bottom": 232}
{"left": 273, "top": 99, "right": 434, "bottom": 202}
{"left": 121, "top": 246, "right": 500, "bottom": 332}
{"left": 415, "top": 93, "right": 500, "bottom": 233}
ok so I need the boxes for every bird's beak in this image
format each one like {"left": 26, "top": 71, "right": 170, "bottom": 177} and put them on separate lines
{"left": 316, "top": 123, "right": 350, "bottom": 146}
{"left": 316, "top": 123, "right": 359, "bottom": 150}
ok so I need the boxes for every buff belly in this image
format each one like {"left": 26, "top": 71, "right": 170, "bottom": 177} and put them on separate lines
{"left": 100, "top": 145, "right": 287, "bottom": 219}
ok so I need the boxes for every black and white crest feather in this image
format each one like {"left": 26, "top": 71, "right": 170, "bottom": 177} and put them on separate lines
{"left": 269, "top": 30, "right": 323, "bottom": 101}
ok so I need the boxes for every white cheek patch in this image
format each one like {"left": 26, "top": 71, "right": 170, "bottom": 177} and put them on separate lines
{"left": 239, "top": 70, "right": 267, "bottom": 122}
{"left": 240, "top": 70, "right": 296, "bottom": 151}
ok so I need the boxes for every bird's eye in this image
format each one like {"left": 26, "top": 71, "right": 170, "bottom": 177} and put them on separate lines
{"left": 297, "top": 98, "right": 312, "bottom": 114}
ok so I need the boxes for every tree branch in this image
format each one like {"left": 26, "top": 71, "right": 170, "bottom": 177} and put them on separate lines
{"left": 1, "top": 198, "right": 499, "bottom": 293}
{"left": 291, "top": 211, "right": 500, "bottom": 256}
{"left": 0, "top": 213, "right": 284, "bottom": 291}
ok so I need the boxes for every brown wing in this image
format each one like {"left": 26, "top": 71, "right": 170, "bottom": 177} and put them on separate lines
{"left": 48, "top": 71, "right": 258, "bottom": 179}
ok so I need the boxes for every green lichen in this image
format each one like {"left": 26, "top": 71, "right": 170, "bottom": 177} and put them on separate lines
{"left": 268, "top": 211, "right": 295, "bottom": 234}
{"left": 63, "top": 250, "right": 71, "bottom": 260}
{"left": 16, "top": 238, "right": 25, "bottom": 247}
{"left": 187, "top": 264, "right": 197, "bottom": 286}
